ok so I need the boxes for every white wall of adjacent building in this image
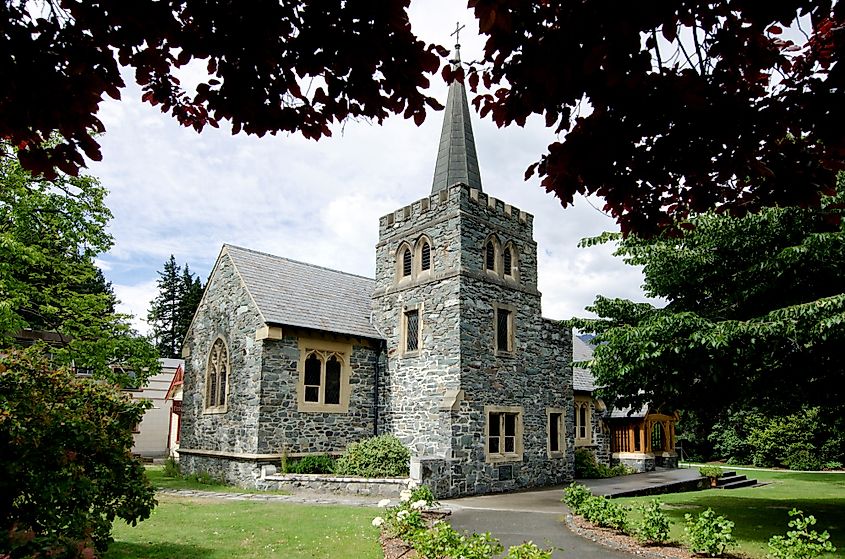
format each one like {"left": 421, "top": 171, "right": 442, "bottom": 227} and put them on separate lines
{"left": 130, "top": 358, "right": 182, "bottom": 459}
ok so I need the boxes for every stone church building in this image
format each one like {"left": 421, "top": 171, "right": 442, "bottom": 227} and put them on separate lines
{"left": 179, "top": 47, "right": 577, "bottom": 497}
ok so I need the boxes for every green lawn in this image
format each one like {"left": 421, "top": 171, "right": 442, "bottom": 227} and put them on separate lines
{"left": 616, "top": 470, "right": 844, "bottom": 559}
{"left": 105, "top": 494, "right": 381, "bottom": 559}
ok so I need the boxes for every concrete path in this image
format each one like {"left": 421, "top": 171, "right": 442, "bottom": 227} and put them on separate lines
{"left": 442, "top": 468, "right": 704, "bottom": 558}
{"left": 442, "top": 485, "right": 632, "bottom": 558}
{"left": 580, "top": 466, "right": 703, "bottom": 497}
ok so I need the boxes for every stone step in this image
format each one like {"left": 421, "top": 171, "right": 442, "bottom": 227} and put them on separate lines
{"left": 717, "top": 478, "right": 758, "bottom": 490}
{"left": 716, "top": 474, "right": 747, "bottom": 486}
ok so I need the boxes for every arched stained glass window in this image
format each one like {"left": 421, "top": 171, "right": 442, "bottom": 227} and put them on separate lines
{"left": 421, "top": 241, "right": 431, "bottom": 271}
{"left": 402, "top": 248, "right": 412, "bottom": 277}
{"left": 503, "top": 246, "right": 513, "bottom": 276}
{"left": 205, "top": 338, "right": 229, "bottom": 410}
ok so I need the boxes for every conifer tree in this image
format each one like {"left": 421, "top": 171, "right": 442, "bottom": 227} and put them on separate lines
{"left": 147, "top": 255, "right": 181, "bottom": 358}
{"left": 147, "top": 257, "right": 204, "bottom": 358}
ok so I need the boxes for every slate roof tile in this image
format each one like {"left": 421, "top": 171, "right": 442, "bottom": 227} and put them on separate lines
{"left": 223, "top": 245, "right": 382, "bottom": 340}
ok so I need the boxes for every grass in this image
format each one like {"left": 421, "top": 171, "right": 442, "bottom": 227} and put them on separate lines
{"left": 105, "top": 494, "right": 381, "bottom": 559}
{"left": 616, "top": 470, "right": 844, "bottom": 558}
{"left": 145, "top": 466, "right": 287, "bottom": 495}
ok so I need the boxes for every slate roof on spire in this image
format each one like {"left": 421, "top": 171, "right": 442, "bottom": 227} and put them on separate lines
{"left": 431, "top": 43, "right": 482, "bottom": 193}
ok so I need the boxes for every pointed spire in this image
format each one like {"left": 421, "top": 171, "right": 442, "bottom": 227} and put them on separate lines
{"left": 431, "top": 25, "right": 482, "bottom": 194}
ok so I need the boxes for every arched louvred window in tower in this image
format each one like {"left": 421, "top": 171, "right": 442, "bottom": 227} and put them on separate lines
{"left": 485, "top": 241, "right": 495, "bottom": 271}
{"left": 421, "top": 241, "right": 431, "bottom": 271}
{"left": 402, "top": 248, "right": 412, "bottom": 277}
{"left": 503, "top": 246, "right": 513, "bottom": 276}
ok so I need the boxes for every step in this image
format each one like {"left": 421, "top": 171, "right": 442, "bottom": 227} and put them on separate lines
{"left": 718, "top": 478, "right": 758, "bottom": 489}
{"left": 716, "top": 474, "right": 747, "bottom": 486}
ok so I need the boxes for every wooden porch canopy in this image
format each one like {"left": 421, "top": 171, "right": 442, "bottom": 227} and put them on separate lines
{"left": 609, "top": 410, "right": 678, "bottom": 454}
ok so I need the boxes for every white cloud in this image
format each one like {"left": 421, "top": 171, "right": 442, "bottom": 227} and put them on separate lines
{"left": 86, "top": 1, "right": 657, "bottom": 336}
{"left": 113, "top": 280, "right": 158, "bottom": 334}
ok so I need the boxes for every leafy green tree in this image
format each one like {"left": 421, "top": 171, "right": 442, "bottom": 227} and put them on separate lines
{"left": 570, "top": 175, "right": 845, "bottom": 456}
{"left": 1, "top": 143, "right": 159, "bottom": 556}
{"left": 147, "top": 257, "right": 204, "bottom": 358}
{"left": 0, "top": 349, "right": 156, "bottom": 557}
{"left": 0, "top": 143, "right": 158, "bottom": 385}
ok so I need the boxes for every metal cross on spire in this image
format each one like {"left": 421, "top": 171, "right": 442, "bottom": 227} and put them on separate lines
{"left": 451, "top": 22, "right": 465, "bottom": 62}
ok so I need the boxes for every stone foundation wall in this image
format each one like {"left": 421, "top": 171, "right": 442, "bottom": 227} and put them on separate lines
{"left": 260, "top": 470, "right": 409, "bottom": 497}
{"left": 179, "top": 452, "right": 268, "bottom": 487}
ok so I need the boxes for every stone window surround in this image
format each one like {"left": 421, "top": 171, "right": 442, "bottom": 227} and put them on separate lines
{"left": 394, "top": 236, "right": 435, "bottom": 284}
{"left": 484, "top": 405, "right": 524, "bottom": 463}
{"left": 493, "top": 302, "right": 516, "bottom": 356}
{"left": 547, "top": 407, "right": 567, "bottom": 458}
{"left": 400, "top": 302, "right": 424, "bottom": 357}
{"left": 296, "top": 337, "right": 353, "bottom": 413}
{"left": 575, "top": 395, "right": 592, "bottom": 446}
{"left": 203, "top": 336, "right": 230, "bottom": 414}
{"left": 482, "top": 234, "right": 520, "bottom": 283}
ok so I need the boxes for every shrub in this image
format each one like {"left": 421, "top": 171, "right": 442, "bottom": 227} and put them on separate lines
{"left": 684, "top": 508, "right": 737, "bottom": 556}
{"left": 185, "top": 471, "right": 223, "bottom": 485}
{"left": 574, "top": 448, "right": 633, "bottom": 478}
{"left": 698, "top": 465, "right": 724, "bottom": 479}
{"left": 0, "top": 350, "right": 156, "bottom": 558}
{"left": 162, "top": 456, "right": 180, "bottom": 478}
{"left": 411, "top": 521, "right": 464, "bottom": 559}
{"left": 768, "top": 509, "right": 837, "bottom": 559}
{"left": 287, "top": 453, "right": 335, "bottom": 474}
{"left": 409, "top": 483, "right": 437, "bottom": 507}
{"left": 334, "top": 434, "right": 410, "bottom": 477}
{"left": 562, "top": 482, "right": 593, "bottom": 514}
{"left": 633, "top": 500, "right": 671, "bottom": 545}
{"left": 504, "top": 542, "right": 553, "bottom": 559}
{"left": 580, "top": 495, "right": 629, "bottom": 531}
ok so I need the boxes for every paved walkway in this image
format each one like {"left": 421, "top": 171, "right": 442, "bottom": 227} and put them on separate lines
{"left": 441, "top": 468, "right": 704, "bottom": 558}
{"left": 580, "top": 466, "right": 702, "bottom": 497}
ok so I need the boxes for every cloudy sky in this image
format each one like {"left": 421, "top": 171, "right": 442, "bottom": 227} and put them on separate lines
{"left": 88, "top": 2, "right": 657, "bottom": 334}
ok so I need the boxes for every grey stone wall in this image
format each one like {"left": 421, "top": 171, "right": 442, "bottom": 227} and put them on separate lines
{"left": 374, "top": 184, "right": 574, "bottom": 497}
{"left": 181, "top": 251, "right": 265, "bottom": 458}
{"left": 257, "top": 329, "right": 380, "bottom": 455}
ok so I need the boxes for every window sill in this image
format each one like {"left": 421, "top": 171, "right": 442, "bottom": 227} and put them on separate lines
{"left": 401, "top": 350, "right": 420, "bottom": 358}
{"left": 547, "top": 450, "right": 566, "bottom": 459}
{"left": 203, "top": 406, "right": 228, "bottom": 415}
{"left": 575, "top": 440, "right": 594, "bottom": 448}
{"left": 486, "top": 453, "right": 523, "bottom": 464}
{"left": 297, "top": 403, "right": 349, "bottom": 414}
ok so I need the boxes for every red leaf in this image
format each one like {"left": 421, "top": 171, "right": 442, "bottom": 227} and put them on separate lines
{"left": 768, "top": 25, "right": 782, "bottom": 35}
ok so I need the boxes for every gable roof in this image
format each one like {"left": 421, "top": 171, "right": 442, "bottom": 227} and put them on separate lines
{"left": 572, "top": 335, "right": 597, "bottom": 392}
{"left": 223, "top": 245, "right": 383, "bottom": 340}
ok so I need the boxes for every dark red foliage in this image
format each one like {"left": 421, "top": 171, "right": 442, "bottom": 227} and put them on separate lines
{"left": 469, "top": 0, "right": 844, "bottom": 235}
{"left": 0, "top": 0, "right": 442, "bottom": 179}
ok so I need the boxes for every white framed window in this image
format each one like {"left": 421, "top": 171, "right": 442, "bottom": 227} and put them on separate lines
{"left": 297, "top": 339, "right": 352, "bottom": 413}
{"left": 574, "top": 396, "right": 592, "bottom": 445}
{"left": 493, "top": 303, "right": 515, "bottom": 355}
{"left": 485, "top": 405, "right": 524, "bottom": 463}
{"left": 547, "top": 408, "right": 566, "bottom": 457}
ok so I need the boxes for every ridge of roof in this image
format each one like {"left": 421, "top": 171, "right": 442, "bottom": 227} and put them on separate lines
{"left": 223, "top": 244, "right": 376, "bottom": 283}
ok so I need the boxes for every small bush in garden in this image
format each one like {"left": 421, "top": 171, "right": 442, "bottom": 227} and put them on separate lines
{"left": 580, "top": 495, "right": 629, "bottom": 531}
{"left": 185, "top": 471, "right": 221, "bottom": 485}
{"left": 562, "top": 482, "right": 593, "bottom": 513}
{"left": 411, "top": 521, "right": 465, "bottom": 558}
{"left": 334, "top": 434, "right": 410, "bottom": 477}
{"left": 162, "top": 456, "right": 180, "bottom": 478}
{"left": 698, "top": 466, "right": 724, "bottom": 479}
{"left": 287, "top": 453, "right": 335, "bottom": 474}
{"left": 684, "top": 508, "right": 737, "bottom": 556}
{"left": 504, "top": 542, "right": 554, "bottom": 559}
{"left": 409, "top": 483, "right": 437, "bottom": 507}
{"left": 633, "top": 499, "right": 671, "bottom": 545}
{"left": 767, "top": 509, "right": 837, "bottom": 559}
{"left": 379, "top": 504, "right": 425, "bottom": 539}
{"left": 456, "top": 532, "right": 504, "bottom": 559}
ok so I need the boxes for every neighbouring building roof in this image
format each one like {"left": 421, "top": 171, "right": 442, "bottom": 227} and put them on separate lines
{"left": 431, "top": 45, "right": 482, "bottom": 193}
{"left": 572, "top": 335, "right": 597, "bottom": 392}
{"left": 223, "top": 244, "right": 383, "bottom": 340}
